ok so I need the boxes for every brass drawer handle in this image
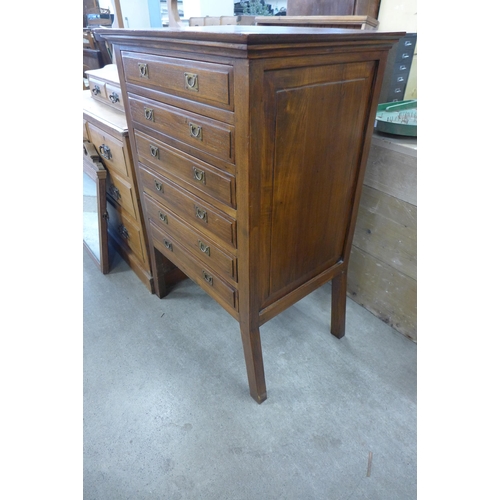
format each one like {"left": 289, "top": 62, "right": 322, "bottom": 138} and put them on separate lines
{"left": 154, "top": 179, "right": 163, "bottom": 192}
{"left": 184, "top": 72, "right": 199, "bottom": 91}
{"left": 109, "top": 184, "right": 121, "bottom": 200}
{"left": 118, "top": 224, "right": 129, "bottom": 240}
{"left": 202, "top": 270, "right": 213, "bottom": 286}
{"left": 109, "top": 92, "right": 120, "bottom": 103}
{"left": 193, "top": 167, "right": 205, "bottom": 184}
{"left": 99, "top": 144, "right": 112, "bottom": 160}
{"left": 138, "top": 63, "right": 149, "bottom": 78}
{"left": 144, "top": 107, "right": 154, "bottom": 121}
{"left": 189, "top": 122, "right": 203, "bottom": 141}
{"left": 91, "top": 85, "right": 101, "bottom": 95}
{"left": 198, "top": 240, "right": 210, "bottom": 256}
{"left": 158, "top": 211, "right": 168, "bottom": 224}
{"left": 150, "top": 145, "right": 159, "bottom": 158}
{"left": 163, "top": 239, "right": 173, "bottom": 251}
{"left": 194, "top": 206, "right": 207, "bottom": 222}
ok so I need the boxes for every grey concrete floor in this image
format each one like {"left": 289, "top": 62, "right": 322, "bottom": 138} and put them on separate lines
{"left": 83, "top": 249, "right": 417, "bottom": 500}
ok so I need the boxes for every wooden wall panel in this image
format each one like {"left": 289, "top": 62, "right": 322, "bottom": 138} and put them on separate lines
{"left": 347, "top": 246, "right": 417, "bottom": 341}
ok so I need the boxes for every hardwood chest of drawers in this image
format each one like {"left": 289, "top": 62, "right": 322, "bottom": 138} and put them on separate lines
{"left": 98, "top": 26, "right": 403, "bottom": 403}
{"left": 83, "top": 90, "right": 154, "bottom": 292}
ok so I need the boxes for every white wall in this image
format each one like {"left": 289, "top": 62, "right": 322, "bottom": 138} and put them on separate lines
{"left": 184, "top": 0, "right": 234, "bottom": 18}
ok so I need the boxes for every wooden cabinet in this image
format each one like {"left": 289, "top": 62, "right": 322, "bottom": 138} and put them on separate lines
{"left": 98, "top": 26, "right": 403, "bottom": 403}
{"left": 83, "top": 90, "right": 154, "bottom": 292}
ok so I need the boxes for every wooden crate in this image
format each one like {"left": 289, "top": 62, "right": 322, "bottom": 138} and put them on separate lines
{"left": 347, "top": 132, "right": 417, "bottom": 341}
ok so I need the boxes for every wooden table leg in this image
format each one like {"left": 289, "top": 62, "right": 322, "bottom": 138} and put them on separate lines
{"left": 331, "top": 270, "right": 347, "bottom": 339}
{"left": 239, "top": 323, "right": 267, "bottom": 404}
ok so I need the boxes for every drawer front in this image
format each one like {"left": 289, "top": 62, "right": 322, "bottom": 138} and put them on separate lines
{"left": 88, "top": 77, "right": 106, "bottom": 100}
{"left": 143, "top": 193, "right": 237, "bottom": 282}
{"left": 87, "top": 123, "right": 130, "bottom": 178}
{"left": 106, "top": 169, "right": 137, "bottom": 219}
{"left": 105, "top": 82, "right": 125, "bottom": 111}
{"left": 129, "top": 95, "right": 234, "bottom": 163}
{"left": 150, "top": 220, "right": 238, "bottom": 311}
{"left": 122, "top": 52, "right": 232, "bottom": 109}
{"left": 135, "top": 130, "right": 236, "bottom": 208}
{"left": 107, "top": 201, "right": 145, "bottom": 263}
{"left": 139, "top": 164, "right": 237, "bottom": 248}
{"left": 83, "top": 119, "right": 89, "bottom": 141}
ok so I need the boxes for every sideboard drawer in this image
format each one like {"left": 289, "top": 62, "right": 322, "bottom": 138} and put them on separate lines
{"left": 150, "top": 220, "right": 238, "bottom": 311}
{"left": 107, "top": 201, "right": 145, "bottom": 263}
{"left": 122, "top": 51, "right": 233, "bottom": 109}
{"left": 106, "top": 169, "right": 137, "bottom": 220}
{"left": 87, "top": 123, "right": 130, "bottom": 179}
{"left": 143, "top": 193, "right": 237, "bottom": 282}
{"left": 88, "top": 77, "right": 106, "bottom": 100}
{"left": 129, "top": 95, "right": 234, "bottom": 163}
{"left": 105, "top": 82, "right": 125, "bottom": 111}
{"left": 139, "top": 164, "right": 237, "bottom": 248}
{"left": 135, "top": 130, "right": 236, "bottom": 208}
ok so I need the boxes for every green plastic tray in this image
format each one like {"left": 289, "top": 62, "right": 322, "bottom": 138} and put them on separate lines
{"left": 375, "top": 99, "right": 417, "bottom": 137}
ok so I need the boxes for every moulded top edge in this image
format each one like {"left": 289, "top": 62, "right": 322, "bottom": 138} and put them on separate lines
{"left": 95, "top": 26, "right": 405, "bottom": 47}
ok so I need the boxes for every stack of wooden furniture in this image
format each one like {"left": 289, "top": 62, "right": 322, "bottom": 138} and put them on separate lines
{"left": 83, "top": 64, "right": 154, "bottom": 292}
{"left": 97, "top": 26, "right": 403, "bottom": 403}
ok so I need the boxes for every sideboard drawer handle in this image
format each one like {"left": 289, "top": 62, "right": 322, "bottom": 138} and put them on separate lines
{"left": 144, "top": 107, "right": 154, "bottom": 121}
{"left": 189, "top": 122, "right": 203, "bottom": 141}
{"left": 91, "top": 85, "right": 101, "bottom": 95}
{"left": 184, "top": 72, "right": 199, "bottom": 91}
{"left": 194, "top": 206, "right": 207, "bottom": 222}
{"left": 109, "top": 184, "right": 121, "bottom": 200}
{"left": 150, "top": 145, "right": 159, "bottom": 158}
{"left": 154, "top": 179, "right": 163, "bottom": 192}
{"left": 138, "top": 63, "right": 149, "bottom": 78}
{"left": 163, "top": 239, "right": 173, "bottom": 251}
{"left": 193, "top": 167, "right": 205, "bottom": 184}
{"left": 158, "top": 211, "right": 168, "bottom": 224}
{"left": 99, "top": 144, "right": 112, "bottom": 160}
{"left": 118, "top": 224, "right": 129, "bottom": 240}
{"left": 198, "top": 240, "right": 210, "bottom": 256}
{"left": 109, "top": 92, "right": 120, "bottom": 103}
{"left": 202, "top": 271, "right": 213, "bottom": 286}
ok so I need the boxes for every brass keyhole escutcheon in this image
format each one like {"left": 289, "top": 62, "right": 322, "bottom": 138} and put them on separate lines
{"left": 198, "top": 240, "right": 210, "bottom": 256}
{"left": 193, "top": 167, "right": 205, "bottom": 184}
{"left": 184, "top": 72, "right": 199, "bottom": 91}
{"left": 189, "top": 123, "right": 203, "bottom": 140}
{"left": 194, "top": 206, "right": 207, "bottom": 222}
{"left": 154, "top": 179, "right": 163, "bottom": 192}
{"left": 138, "top": 63, "right": 149, "bottom": 78}
{"left": 202, "top": 271, "right": 213, "bottom": 286}
{"left": 163, "top": 239, "right": 173, "bottom": 251}
{"left": 144, "top": 108, "right": 154, "bottom": 121}
{"left": 158, "top": 211, "right": 168, "bottom": 224}
{"left": 150, "top": 145, "right": 159, "bottom": 158}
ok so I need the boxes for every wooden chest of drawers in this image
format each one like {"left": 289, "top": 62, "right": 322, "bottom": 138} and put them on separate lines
{"left": 83, "top": 91, "right": 153, "bottom": 292}
{"left": 98, "top": 26, "right": 403, "bottom": 403}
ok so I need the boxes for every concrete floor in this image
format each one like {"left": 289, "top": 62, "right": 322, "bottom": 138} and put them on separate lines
{"left": 83, "top": 249, "right": 417, "bottom": 500}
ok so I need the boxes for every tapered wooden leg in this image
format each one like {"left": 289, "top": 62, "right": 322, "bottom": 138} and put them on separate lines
{"left": 331, "top": 270, "right": 347, "bottom": 339}
{"left": 151, "top": 247, "right": 187, "bottom": 298}
{"left": 239, "top": 324, "right": 267, "bottom": 404}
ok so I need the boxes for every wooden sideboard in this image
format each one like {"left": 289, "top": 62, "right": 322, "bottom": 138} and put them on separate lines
{"left": 83, "top": 90, "right": 154, "bottom": 292}
{"left": 98, "top": 26, "right": 403, "bottom": 403}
